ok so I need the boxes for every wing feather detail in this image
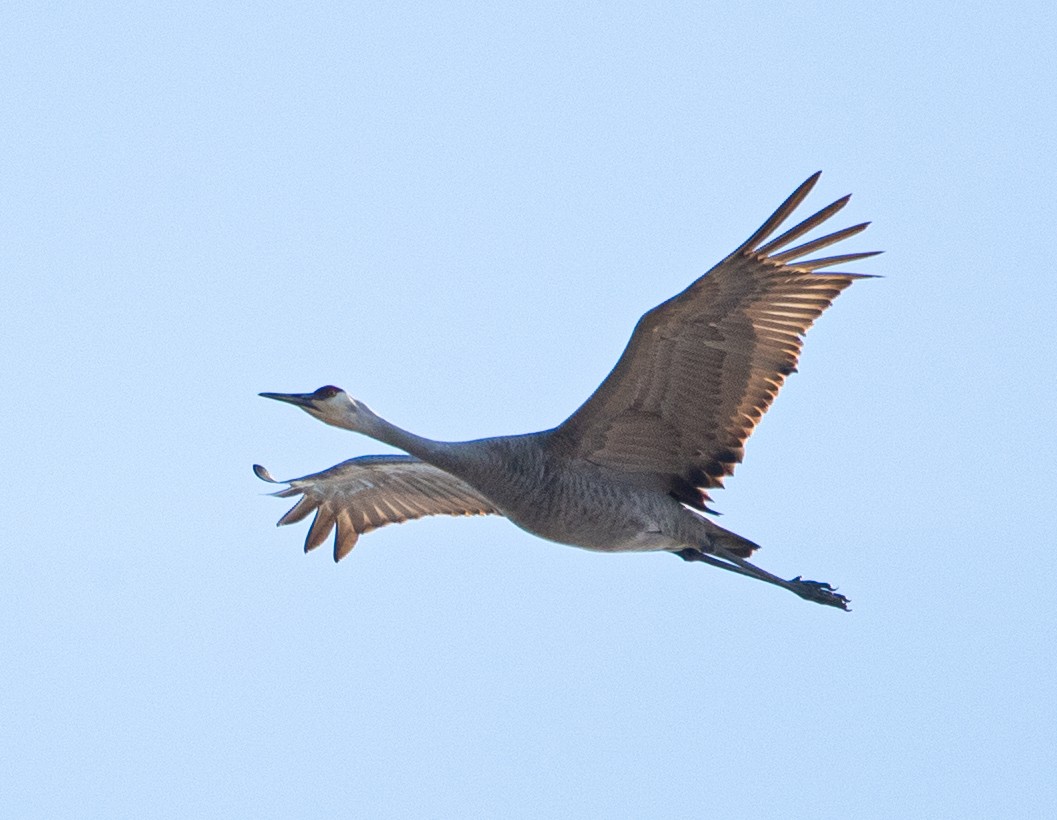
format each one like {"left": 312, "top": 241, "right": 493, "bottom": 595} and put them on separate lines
{"left": 547, "top": 173, "right": 879, "bottom": 514}
{"left": 254, "top": 457, "right": 502, "bottom": 561}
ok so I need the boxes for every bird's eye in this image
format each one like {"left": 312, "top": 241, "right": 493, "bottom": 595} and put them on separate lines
{"left": 315, "top": 385, "right": 341, "bottom": 398}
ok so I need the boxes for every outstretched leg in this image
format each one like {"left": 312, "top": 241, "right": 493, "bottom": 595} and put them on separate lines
{"left": 674, "top": 548, "right": 850, "bottom": 611}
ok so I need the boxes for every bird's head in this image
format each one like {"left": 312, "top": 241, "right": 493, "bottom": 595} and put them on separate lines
{"left": 259, "top": 385, "right": 379, "bottom": 432}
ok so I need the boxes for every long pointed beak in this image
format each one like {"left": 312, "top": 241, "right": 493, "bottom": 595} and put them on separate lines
{"left": 259, "top": 391, "right": 318, "bottom": 409}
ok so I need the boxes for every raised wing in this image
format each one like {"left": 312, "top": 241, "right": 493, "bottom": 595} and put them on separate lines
{"left": 547, "top": 172, "right": 879, "bottom": 514}
{"left": 254, "top": 455, "right": 501, "bottom": 561}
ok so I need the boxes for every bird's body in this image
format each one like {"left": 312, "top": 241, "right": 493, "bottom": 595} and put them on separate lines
{"left": 418, "top": 433, "right": 726, "bottom": 554}
{"left": 257, "top": 173, "right": 878, "bottom": 609}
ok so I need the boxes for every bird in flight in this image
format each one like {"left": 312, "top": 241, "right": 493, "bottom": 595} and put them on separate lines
{"left": 256, "top": 172, "right": 878, "bottom": 610}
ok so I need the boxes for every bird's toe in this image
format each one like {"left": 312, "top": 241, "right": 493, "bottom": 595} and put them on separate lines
{"left": 789, "top": 577, "right": 850, "bottom": 610}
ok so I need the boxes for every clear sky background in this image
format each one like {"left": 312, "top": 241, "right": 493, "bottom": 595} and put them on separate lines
{"left": 3, "top": 2, "right": 1055, "bottom": 818}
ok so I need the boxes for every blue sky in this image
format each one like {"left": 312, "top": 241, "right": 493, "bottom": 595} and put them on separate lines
{"left": 3, "top": 2, "right": 1055, "bottom": 817}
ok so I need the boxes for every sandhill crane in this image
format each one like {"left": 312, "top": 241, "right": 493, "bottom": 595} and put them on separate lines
{"left": 256, "top": 172, "right": 878, "bottom": 609}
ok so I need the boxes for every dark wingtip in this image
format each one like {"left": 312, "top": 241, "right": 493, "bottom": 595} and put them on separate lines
{"left": 736, "top": 171, "right": 826, "bottom": 255}
{"left": 253, "top": 464, "right": 278, "bottom": 482}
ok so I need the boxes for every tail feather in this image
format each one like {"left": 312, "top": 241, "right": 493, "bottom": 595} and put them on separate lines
{"left": 702, "top": 518, "right": 761, "bottom": 558}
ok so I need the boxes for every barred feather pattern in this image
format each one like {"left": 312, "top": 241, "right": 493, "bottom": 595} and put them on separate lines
{"left": 254, "top": 456, "right": 500, "bottom": 561}
{"left": 548, "top": 172, "right": 879, "bottom": 514}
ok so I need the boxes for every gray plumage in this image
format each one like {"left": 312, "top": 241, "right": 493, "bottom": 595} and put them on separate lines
{"left": 256, "top": 172, "right": 878, "bottom": 609}
{"left": 253, "top": 457, "right": 498, "bottom": 561}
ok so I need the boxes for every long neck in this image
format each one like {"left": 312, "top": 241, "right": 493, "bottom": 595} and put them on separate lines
{"left": 338, "top": 407, "right": 470, "bottom": 475}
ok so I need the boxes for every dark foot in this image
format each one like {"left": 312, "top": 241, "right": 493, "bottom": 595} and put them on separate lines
{"left": 674, "top": 549, "right": 851, "bottom": 611}
{"left": 788, "top": 576, "right": 850, "bottom": 610}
